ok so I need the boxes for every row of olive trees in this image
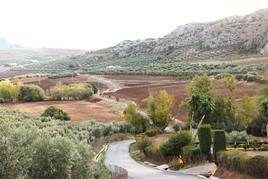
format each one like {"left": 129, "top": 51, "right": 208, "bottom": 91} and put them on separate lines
{"left": 0, "top": 81, "right": 96, "bottom": 103}
{"left": 0, "top": 119, "right": 108, "bottom": 179}
{"left": 49, "top": 82, "right": 94, "bottom": 100}
{"left": 0, "top": 107, "right": 124, "bottom": 179}
{"left": 0, "top": 81, "right": 45, "bottom": 102}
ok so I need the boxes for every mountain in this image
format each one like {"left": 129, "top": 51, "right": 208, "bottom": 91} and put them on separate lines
{"left": 88, "top": 8, "right": 268, "bottom": 58}
{"left": 0, "top": 38, "right": 22, "bottom": 49}
{"left": 24, "top": 8, "right": 268, "bottom": 76}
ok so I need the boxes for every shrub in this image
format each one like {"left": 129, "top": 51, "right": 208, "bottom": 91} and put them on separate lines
{"left": 218, "top": 151, "right": 268, "bottom": 178}
{"left": 18, "top": 85, "right": 45, "bottom": 102}
{"left": 247, "top": 116, "right": 268, "bottom": 137}
{"left": 160, "top": 131, "right": 192, "bottom": 159}
{"left": 226, "top": 130, "right": 253, "bottom": 147}
{"left": 0, "top": 81, "right": 19, "bottom": 102}
{"left": 182, "top": 145, "right": 204, "bottom": 163}
{"left": 144, "top": 144, "right": 162, "bottom": 160}
{"left": 124, "top": 102, "right": 147, "bottom": 133}
{"left": 259, "top": 144, "right": 268, "bottom": 151}
{"left": 213, "top": 130, "right": 226, "bottom": 160}
{"left": 41, "top": 106, "right": 70, "bottom": 121}
{"left": 136, "top": 137, "right": 152, "bottom": 153}
{"left": 103, "top": 125, "right": 112, "bottom": 136}
{"left": 172, "top": 123, "right": 180, "bottom": 132}
{"left": 198, "top": 124, "right": 212, "bottom": 155}
{"left": 145, "top": 127, "right": 159, "bottom": 137}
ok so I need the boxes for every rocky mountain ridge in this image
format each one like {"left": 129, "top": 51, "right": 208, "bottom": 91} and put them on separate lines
{"left": 83, "top": 8, "right": 268, "bottom": 59}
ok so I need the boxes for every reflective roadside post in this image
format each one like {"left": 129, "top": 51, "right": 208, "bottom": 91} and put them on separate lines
{"left": 266, "top": 124, "right": 268, "bottom": 137}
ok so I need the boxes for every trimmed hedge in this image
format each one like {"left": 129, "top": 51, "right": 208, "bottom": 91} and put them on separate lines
{"left": 198, "top": 124, "right": 212, "bottom": 155}
{"left": 218, "top": 151, "right": 268, "bottom": 178}
{"left": 213, "top": 130, "right": 226, "bottom": 159}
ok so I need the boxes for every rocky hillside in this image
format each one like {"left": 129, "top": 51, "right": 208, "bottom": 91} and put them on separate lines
{"left": 82, "top": 8, "right": 268, "bottom": 60}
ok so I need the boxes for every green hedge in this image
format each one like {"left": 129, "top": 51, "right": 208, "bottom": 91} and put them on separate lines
{"left": 213, "top": 130, "right": 226, "bottom": 159}
{"left": 218, "top": 151, "right": 268, "bottom": 178}
{"left": 198, "top": 124, "right": 212, "bottom": 155}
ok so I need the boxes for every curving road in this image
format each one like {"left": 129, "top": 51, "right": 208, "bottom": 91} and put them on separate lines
{"left": 105, "top": 140, "right": 201, "bottom": 179}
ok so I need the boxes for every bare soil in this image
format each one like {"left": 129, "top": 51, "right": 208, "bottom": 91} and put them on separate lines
{"left": 1, "top": 100, "right": 123, "bottom": 123}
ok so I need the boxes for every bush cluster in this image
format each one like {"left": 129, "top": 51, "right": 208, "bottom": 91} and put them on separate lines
{"left": 145, "top": 127, "right": 159, "bottom": 137}
{"left": 182, "top": 145, "right": 205, "bottom": 163}
{"left": 0, "top": 81, "right": 45, "bottom": 102}
{"left": 50, "top": 83, "right": 93, "bottom": 100}
{"left": 18, "top": 85, "right": 45, "bottom": 102}
{"left": 218, "top": 151, "right": 268, "bottom": 178}
{"left": 159, "top": 131, "right": 192, "bottom": 159}
{"left": 41, "top": 106, "right": 70, "bottom": 121}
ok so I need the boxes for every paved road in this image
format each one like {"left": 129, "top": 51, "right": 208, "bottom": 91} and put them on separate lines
{"left": 244, "top": 151, "right": 268, "bottom": 156}
{"left": 105, "top": 140, "right": 201, "bottom": 179}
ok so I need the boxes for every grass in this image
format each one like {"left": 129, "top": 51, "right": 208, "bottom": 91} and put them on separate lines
{"left": 129, "top": 143, "right": 143, "bottom": 162}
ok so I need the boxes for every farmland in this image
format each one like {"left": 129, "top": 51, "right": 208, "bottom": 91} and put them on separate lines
{"left": 1, "top": 100, "right": 123, "bottom": 123}
{"left": 104, "top": 75, "right": 265, "bottom": 121}
{"left": 5, "top": 74, "right": 265, "bottom": 123}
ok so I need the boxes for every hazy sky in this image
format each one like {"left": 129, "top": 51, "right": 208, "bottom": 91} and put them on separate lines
{"left": 1, "top": 0, "right": 268, "bottom": 50}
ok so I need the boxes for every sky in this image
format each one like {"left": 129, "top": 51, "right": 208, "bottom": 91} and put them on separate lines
{"left": 0, "top": 0, "right": 268, "bottom": 50}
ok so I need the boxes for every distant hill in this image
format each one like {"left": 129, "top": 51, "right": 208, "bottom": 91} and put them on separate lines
{"left": 24, "top": 8, "right": 268, "bottom": 77}
{"left": 0, "top": 48, "right": 86, "bottom": 66}
{"left": 0, "top": 38, "right": 22, "bottom": 49}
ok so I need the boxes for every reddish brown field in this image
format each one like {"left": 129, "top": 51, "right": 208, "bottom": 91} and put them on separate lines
{"left": 0, "top": 70, "right": 30, "bottom": 78}
{"left": 1, "top": 100, "right": 123, "bottom": 123}
{"left": 108, "top": 76, "right": 265, "bottom": 121}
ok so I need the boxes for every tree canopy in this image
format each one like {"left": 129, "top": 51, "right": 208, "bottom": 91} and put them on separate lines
{"left": 146, "top": 90, "right": 174, "bottom": 130}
